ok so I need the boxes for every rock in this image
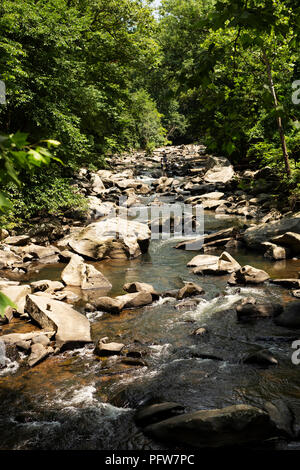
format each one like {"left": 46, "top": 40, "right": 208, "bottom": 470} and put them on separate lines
{"left": 177, "top": 282, "right": 204, "bottom": 300}
{"left": 0, "top": 250, "right": 23, "bottom": 269}
{"left": 161, "top": 289, "right": 179, "bottom": 299}
{"left": 187, "top": 254, "right": 219, "bottom": 268}
{"left": 274, "top": 301, "right": 300, "bottom": 328}
{"left": 0, "top": 331, "right": 54, "bottom": 345}
{"left": 31, "top": 280, "right": 64, "bottom": 293}
{"left": 236, "top": 298, "right": 283, "bottom": 321}
{"left": 31, "top": 334, "right": 51, "bottom": 347}
{"left": 65, "top": 218, "right": 150, "bottom": 260}
{"left": 135, "top": 402, "right": 185, "bottom": 428}
{"left": 16, "top": 340, "right": 31, "bottom": 352}
{"left": 87, "top": 198, "right": 115, "bottom": 220}
{"left": 262, "top": 242, "right": 287, "bottom": 260}
{"left": 175, "top": 239, "right": 204, "bottom": 251}
{"left": 243, "top": 350, "right": 278, "bottom": 366}
{"left": 123, "top": 282, "right": 159, "bottom": 300}
{"left": 191, "top": 252, "right": 241, "bottom": 276}
{"left": 121, "top": 357, "right": 147, "bottom": 367}
{"left": 0, "top": 279, "right": 20, "bottom": 288}
{"left": 271, "top": 232, "right": 300, "bottom": 256}
{"left": 115, "top": 292, "right": 153, "bottom": 309}
{"left": 264, "top": 401, "right": 294, "bottom": 438}
{"left": 0, "top": 285, "right": 31, "bottom": 321}
{"left": 0, "top": 229, "right": 9, "bottom": 241}
{"left": 198, "top": 191, "right": 225, "bottom": 201}
{"left": 270, "top": 279, "right": 300, "bottom": 289}
{"left": 28, "top": 343, "right": 51, "bottom": 367}
{"left": 18, "top": 244, "right": 60, "bottom": 263}
{"left": 243, "top": 213, "right": 300, "bottom": 249}
{"left": 3, "top": 235, "right": 30, "bottom": 246}
{"left": 94, "top": 340, "right": 124, "bottom": 356}
{"left": 144, "top": 404, "right": 276, "bottom": 448}
{"left": 204, "top": 161, "right": 235, "bottom": 184}
{"left": 25, "top": 295, "right": 91, "bottom": 348}
{"left": 192, "top": 327, "right": 207, "bottom": 336}
{"left": 61, "top": 254, "right": 112, "bottom": 291}
{"left": 94, "top": 297, "right": 124, "bottom": 314}
{"left": 292, "top": 290, "right": 300, "bottom": 298}
{"left": 230, "top": 265, "right": 270, "bottom": 285}
{"left": 90, "top": 173, "right": 105, "bottom": 194}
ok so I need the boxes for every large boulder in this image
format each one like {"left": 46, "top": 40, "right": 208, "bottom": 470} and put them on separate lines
{"left": 187, "top": 254, "right": 219, "bottom": 268}
{"left": 236, "top": 297, "right": 283, "bottom": 321}
{"left": 123, "top": 282, "right": 159, "bottom": 300}
{"left": 243, "top": 214, "right": 300, "bottom": 250}
{"left": 65, "top": 218, "right": 150, "bottom": 260}
{"left": 94, "top": 292, "right": 153, "bottom": 314}
{"left": 271, "top": 232, "right": 300, "bottom": 256}
{"left": 274, "top": 301, "right": 300, "bottom": 328}
{"left": 16, "top": 244, "right": 60, "bottom": 264}
{"left": 115, "top": 292, "right": 153, "bottom": 309}
{"left": 31, "top": 280, "right": 64, "bottom": 293}
{"left": 204, "top": 156, "right": 235, "bottom": 184}
{"left": 0, "top": 250, "right": 23, "bottom": 269}
{"left": 61, "top": 254, "right": 112, "bottom": 291}
{"left": 144, "top": 404, "right": 276, "bottom": 448}
{"left": 25, "top": 294, "right": 91, "bottom": 348}
{"left": 229, "top": 265, "right": 270, "bottom": 285}
{"left": 262, "top": 242, "right": 288, "bottom": 260}
{"left": 189, "top": 252, "right": 240, "bottom": 276}
{"left": 177, "top": 282, "right": 204, "bottom": 300}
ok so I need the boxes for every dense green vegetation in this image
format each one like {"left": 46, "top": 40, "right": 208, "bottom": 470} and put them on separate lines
{"left": 1, "top": 0, "right": 300, "bottom": 224}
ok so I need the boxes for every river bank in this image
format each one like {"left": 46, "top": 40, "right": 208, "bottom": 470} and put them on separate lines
{"left": 0, "top": 145, "right": 300, "bottom": 450}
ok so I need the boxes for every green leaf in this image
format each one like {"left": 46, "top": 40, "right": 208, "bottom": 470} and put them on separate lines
{"left": 0, "top": 292, "right": 17, "bottom": 317}
{"left": 0, "top": 191, "right": 13, "bottom": 211}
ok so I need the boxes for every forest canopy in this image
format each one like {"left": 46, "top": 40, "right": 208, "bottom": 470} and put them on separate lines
{"left": 1, "top": 0, "right": 300, "bottom": 225}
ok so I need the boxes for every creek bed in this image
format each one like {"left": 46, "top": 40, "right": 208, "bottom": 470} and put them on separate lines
{"left": 0, "top": 211, "right": 300, "bottom": 450}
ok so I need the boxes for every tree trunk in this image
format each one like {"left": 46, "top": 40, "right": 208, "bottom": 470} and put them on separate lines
{"left": 262, "top": 49, "right": 291, "bottom": 177}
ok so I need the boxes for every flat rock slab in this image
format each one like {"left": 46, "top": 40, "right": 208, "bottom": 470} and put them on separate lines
{"left": 144, "top": 404, "right": 276, "bottom": 448}
{"left": 26, "top": 294, "right": 91, "bottom": 348}
{"left": 0, "top": 330, "right": 54, "bottom": 345}
{"left": 243, "top": 214, "right": 300, "bottom": 249}
{"left": 271, "top": 279, "right": 300, "bottom": 289}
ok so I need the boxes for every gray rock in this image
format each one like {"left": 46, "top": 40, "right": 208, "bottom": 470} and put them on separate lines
{"left": 28, "top": 343, "right": 51, "bottom": 367}
{"left": 61, "top": 254, "right": 112, "bottom": 290}
{"left": 26, "top": 295, "right": 91, "bottom": 348}
{"left": 243, "top": 213, "right": 300, "bottom": 249}
{"left": 271, "top": 232, "right": 300, "bottom": 256}
{"left": 31, "top": 334, "right": 51, "bottom": 347}
{"left": 144, "top": 404, "right": 276, "bottom": 448}
{"left": 94, "top": 340, "right": 124, "bottom": 356}
{"left": 177, "top": 282, "right": 204, "bottom": 300}
{"left": 243, "top": 349, "right": 278, "bottom": 366}
{"left": 64, "top": 218, "right": 150, "bottom": 260}
{"left": 123, "top": 282, "right": 159, "bottom": 300}
{"left": 236, "top": 298, "right": 283, "bottom": 321}
{"left": 274, "top": 301, "right": 300, "bottom": 328}
{"left": 231, "top": 265, "right": 270, "bottom": 284}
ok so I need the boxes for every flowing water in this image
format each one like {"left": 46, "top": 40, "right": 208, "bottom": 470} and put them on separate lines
{"left": 1, "top": 204, "right": 300, "bottom": 449}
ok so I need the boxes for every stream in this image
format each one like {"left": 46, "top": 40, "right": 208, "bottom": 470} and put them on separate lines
{"left": 1, "top": 185, "right": 300, "bottom": 450}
